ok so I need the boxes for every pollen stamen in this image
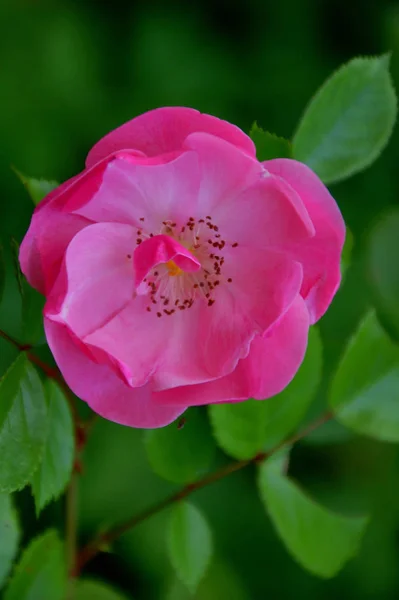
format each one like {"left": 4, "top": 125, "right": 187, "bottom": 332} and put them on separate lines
{"left": 138, "top": 213, "right": 235, "bottom": 316}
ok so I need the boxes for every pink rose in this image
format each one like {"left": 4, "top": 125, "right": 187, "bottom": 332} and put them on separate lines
{"left": 20, "top": 108, "right": 345, "bottom": 428}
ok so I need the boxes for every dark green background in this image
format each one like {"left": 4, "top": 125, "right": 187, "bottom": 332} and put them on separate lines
{"left": 1, "top": 0, "right": 399, "bottom": 598}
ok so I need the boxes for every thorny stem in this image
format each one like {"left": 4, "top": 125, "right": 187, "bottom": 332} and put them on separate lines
{"left": 74, "top": 409, "right": 333, "bottom": 575}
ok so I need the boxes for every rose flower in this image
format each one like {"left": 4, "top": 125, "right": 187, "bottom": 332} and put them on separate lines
{"left": 20, "top": 108, "right": 345, "bottom": 427}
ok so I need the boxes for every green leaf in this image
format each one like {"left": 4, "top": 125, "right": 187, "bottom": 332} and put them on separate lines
{"left": 341, "top": 228, "right": 354, "bottom": 279}
{"left": 209, "top": 400, "right": 269, "bottom": 460}
{"left": 209, "top": 327, "right": 322, "bottom": 458}
{"left": 31, "top": 381, "right": 74, "bottom": 515}
{"left": 293, "top": 55, "right": 397, "bottom": 184}
{"left": 262, "top": 326, "right": 323, "bottom": 449}
{"left": 0, "top": 244, "right": 5, "bottom": 306}
{"left": 166, "top": 560, "right": 250, "bottom": 600}
{"left": 10, "top": 239, "right": 45, "bottom": 346}
{"left": 0, "top": 494, "right": 20, "bottom": 588}
{"left": 258, "top": 458, "right": 368, "bottom": 578}
{"left": 330, "top": 311, "right": 399, "bottom": 441}
{"left": 145, "top": 408, "right": 215, "bottom": 483}
{"left": 303, "top": 419, "right": 353, "bottom": 446}
{"left": 14, "top": 169, "right": 58, "bottom": 206}
{"left": 368, "top": 210, "right": 399, "bottom": 339}
{"left": 4, "top": 530, "right": 66, "bottom": 600}
{"left": 167, "top": 502, "right": 213, "bottom": 593}
{"left": 249, "top": 123, "right": 292, "bottom": 160}
{"left": 0, "top": 354, "right": 48, "bottom": 492}
{"left": 73, "top": 579, "right": 129, "bottom": 600}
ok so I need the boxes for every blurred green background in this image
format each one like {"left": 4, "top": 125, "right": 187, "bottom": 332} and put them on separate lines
{"left": 1, "top": 0, "right": 399, "bottom": 598}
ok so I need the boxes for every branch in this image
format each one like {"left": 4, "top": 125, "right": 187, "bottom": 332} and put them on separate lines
{"left": 75, "top": 409, "right": 333, "bottom": 575}
{"left": 0, "top": 328, "right": 334, "bottom": 575}
{"left": 0, "top": 328, "right": 31, "bottom": 351}
{"left": 66, "top": 471, "right": 79, "bottom": 577}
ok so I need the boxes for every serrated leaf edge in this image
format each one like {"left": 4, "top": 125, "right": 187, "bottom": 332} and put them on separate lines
{"left": 0, "top": 495, "right": 21, "bottom": 589}
{"left": 3, "top": 529, "right": 63, "bottom": 599}
{"left": 32, "top": 383, "right": 74, "bottom": 516}
{"left": 0, "top": 357, "right": 48, "bottom": 494}
{"left": 293, "top": 54, "right": 397, "bottom": 184}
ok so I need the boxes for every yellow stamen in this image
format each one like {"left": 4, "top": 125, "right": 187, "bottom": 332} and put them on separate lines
{"left": 166, "top": 260, "right": 183, "bottom": 277}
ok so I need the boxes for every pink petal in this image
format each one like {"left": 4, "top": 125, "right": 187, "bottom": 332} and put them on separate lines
{"left": 44, "top": 157, "right": 113, "bottom": 213}
{"left": 34, "top": 172, "right": 82, "bottom": 211}
{"left": 85, "top": 287, "right": 253, "bottom": 392}
{"left": 19, "top": 208, "right": 90, "bottom": 295}
{"left": 83, "top": 296, "right": 173, "bottom": 387}
{"left": 73, "top": 152, "right": 200, "bottom": 231}
{"left": 264, "top": 159, "right": 345, "bottom": 323}
{"left": 19, "top": 149, "right": 165, "bottom": 296}
{"left": 154, "top": 253, "right": 302, "bottom": 391}
{"left": 235, "top": 295, "right": 310, "bottom": 400}
{"left": 153, "top": 298, "right": 255, "bottom": 390}
{"left": 183, "top": 132, "right": 263, "bottom": 215}
{"left": 134, "top": 235, "right": 201, "bottom": 286}
{"left": 214, "top": 173, "right": 314, "bottom": 251}
{"left": 155, "top": 295, "right": 309, "bottom": 406}
{"left": 33, "top": 149, "right": 146, "bottom": 215}
{"left": 223, "top": 247, "right": 303, "bottom": 333}
{"left": 45, "top": 223, "right": 136, "bottom": 338}
{"left": 86, "top": 107, "right": 256, "bottom": 167}
{"left": 19, "top": 158, "right": 114, "bottom": 295}
{"left": 44, "top": 319, "right": 185, "bottom": 428}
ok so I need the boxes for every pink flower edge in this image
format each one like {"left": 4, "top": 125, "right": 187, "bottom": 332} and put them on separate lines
{"left": 19, "top": 107, "right": 345, "bottom": 428}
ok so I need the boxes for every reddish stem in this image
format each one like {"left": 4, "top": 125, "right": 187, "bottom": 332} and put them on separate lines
{"left": 74, "top": 409, "right": 333, "bottom": 575}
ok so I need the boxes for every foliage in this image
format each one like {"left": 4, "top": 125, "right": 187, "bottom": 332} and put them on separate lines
{"left": 1, "top": 13, "right": 399, "bottom": 597}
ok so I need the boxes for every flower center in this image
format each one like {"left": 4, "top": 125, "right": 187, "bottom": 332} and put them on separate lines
{"left": 132, "top": 215, "right": 238, "bottom": 317}
{"left": 166, "top": 260, "right": 184, "bottom": 277}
